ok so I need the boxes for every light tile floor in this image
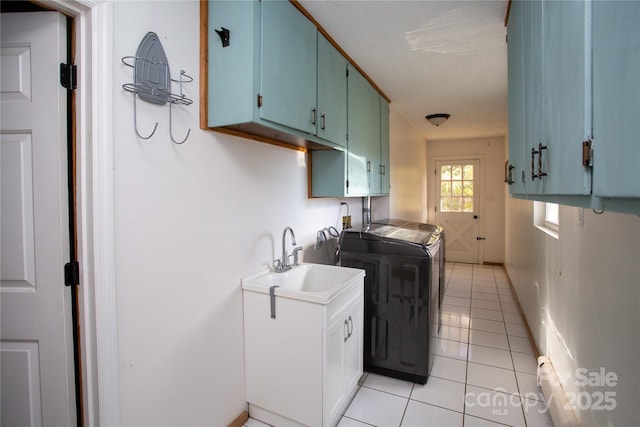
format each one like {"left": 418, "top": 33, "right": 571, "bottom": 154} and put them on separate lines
{"left": 246, "top": 263, "right": 554, "bottom": 427}
{"left": 336, "top": 262, "right": 554, "bottom": 427}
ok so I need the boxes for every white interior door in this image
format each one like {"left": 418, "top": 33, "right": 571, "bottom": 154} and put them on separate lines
{"left": 1, "top": 11, "right": 76, "bottom": 426}
{"left": 435, "top": 160, "right": 481, "bottom": 264}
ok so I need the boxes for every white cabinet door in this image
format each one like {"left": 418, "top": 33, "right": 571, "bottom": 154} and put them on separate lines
{"left": 323, "top": 300, "right": 364, "bottom": 427}
{"left": 344, "top": 303, "right": 364, "bottom": 392}
{"left": 323, "top": 315, "right": 347, "bottom": 426}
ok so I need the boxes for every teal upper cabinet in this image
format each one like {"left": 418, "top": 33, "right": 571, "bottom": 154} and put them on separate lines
{"left": 260, "top": 0, "right": 317, "bottom": 135}
{"left": 366, "top": 86, "right": 381, "bottom": 195}
{"left": 310, "top": 66, "right": 390, "bottom": 198}
{"left": 317, "top": 34, "right": 348, "bottom": 148}
{"left": 539, "top": 0, "right": 591, "bottom": 196}
{"left": 207, "top": 0, "right": 390, "bottom": 198}
{"left": 515, "top": 0, "right": 591, "bottom": 197}
{"left": 377, "top": 98, "right": 390, "bottom": 195}
{"left": 592, "top": 1, "right": 640, "bottom": 199}
{"left": 521, "top": 0, "right": 543, "bottom": 194}
{"left": 506, "top": 0, "right": 639, "bottom": 213}
{"left": 207, "top": 0, "right": 347, "bottom": 150}
{"left": 506, "top": 0, "right": 526, "bottom": 194}
{"left": 345, "top": 66, "right": 372, "bottom": 197}
{"left": 208, "top": 0, "right": 259, "bottom": 128}
{"left": 370, "top": 96, "right": 390, "bottom": 196}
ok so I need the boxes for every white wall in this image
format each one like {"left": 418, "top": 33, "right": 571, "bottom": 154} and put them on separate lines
{"left": 388, "top": 107, "right": 429, "bottom": 223}
{"left": 427, "top": 137, "right": 506, "bottom": 264}
{"left": 505, "top": 186, "right": 640, "bottom": 425}
{"left": 108, "top": 2, "right": 425, "bottom": 424}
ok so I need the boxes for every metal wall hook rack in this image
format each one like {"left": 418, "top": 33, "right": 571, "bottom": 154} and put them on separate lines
{"left": 131, "top": 94, "right": 159, "bottom": 139}
{"left": 122, "top": 32, "right": 193, "bottom": 144}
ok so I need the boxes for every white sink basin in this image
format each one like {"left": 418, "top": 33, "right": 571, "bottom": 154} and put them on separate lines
{"left": 242, "top": 263, "right": 365, "bottom": 304}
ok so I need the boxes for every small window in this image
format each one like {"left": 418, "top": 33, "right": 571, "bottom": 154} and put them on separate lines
{"left": 534, "top": 202, "right": 559, "bottom": 238}
{"left": 439, "top": 163, "right": 474, "bottom": 213}
{"left": 544, "top": 203, "right": 559, "bottom": 231}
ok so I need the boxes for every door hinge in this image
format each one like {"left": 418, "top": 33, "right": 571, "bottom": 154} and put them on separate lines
{"left": 60, "top": 63, "right": 77, "bottom": 90}
{"left": 346, "top": 180, "right": 349, "bottom": 189}
{"left": 582, "top": 140, "right": 593, "bottom": 167}
{"left": 257, "top": 94, "right": 263, "bottom": 108}
{"left": 64, "top": 261, "right": 79, "bottom": 287}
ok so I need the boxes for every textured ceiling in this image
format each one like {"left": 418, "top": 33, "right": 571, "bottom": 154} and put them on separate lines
{"left": 298, "top": 0, "right": 509, "bottom": 141}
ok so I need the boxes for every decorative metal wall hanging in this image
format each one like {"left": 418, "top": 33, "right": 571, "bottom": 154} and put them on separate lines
{"left": 122, "top": 32, "right": 193, "bottom": 144}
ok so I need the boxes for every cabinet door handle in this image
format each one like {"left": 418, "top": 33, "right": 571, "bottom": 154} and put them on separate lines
{"left": 344, "top": 316, "right": 354, "bottom": 342}
{"left": 311, "top": 108, "right": 316, "bottom": 126}
{"left": 321, "top": 113, "right": 326, "bottom": 130}
{"left": 531, "top": 144, "right": 548, "bottom": 181}
{"left": 505, "top": 163, "right": 515, "bottom": 185}
{"left": 537, "top": 143, "right": 548, "bottom": 178}
{"left": 367, "top": 161, "right": 371, "bottom": 172}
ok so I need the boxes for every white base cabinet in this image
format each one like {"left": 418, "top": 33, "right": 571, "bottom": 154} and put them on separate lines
{"left": 243, "top": 278, "right": 363, "bottom": 427}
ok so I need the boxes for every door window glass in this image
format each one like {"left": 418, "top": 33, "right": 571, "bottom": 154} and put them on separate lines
{"left": 440, "top": 163, "right": 474, "bottom": 212}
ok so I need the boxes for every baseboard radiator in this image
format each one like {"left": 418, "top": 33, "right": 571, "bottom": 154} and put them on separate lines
{"left": 537, "top": 356, "right": 580, "bottom": 427}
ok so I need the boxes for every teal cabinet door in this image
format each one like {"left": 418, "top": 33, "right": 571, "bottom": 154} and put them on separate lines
{"left": 378, "top": 98, "right": 390, "bottom": 195}
{"left": 506, "top": 0, "right": 526, "bottom": 195}
{"left": 347, "top": 66, "right": 372, "bottom": 196}
{"left": 516, "top": 0, "right": 591, "bottom": 197}
{"left": 311, "top": 150, "right": 348, "bottom": 197}
{"left": 539, "top": 0, "right": 591, "bottom": 196}
{"left": 317, "top": 33, "right": 348, "bottom": 147}
{"left": 260, "top": 0, "right": 317, "bottom": 134}
{"left": 522, "top": 0, "right": 544, "bottom": 195}
{"left": 505, "top": 0, "right": 639, "bottom": 212}
{"left": 311, "top": 66, "right": 388, "bottom": 198}
{"left": 592, "top": 0, "right": 640, "bottom": 198}
{"left": 368, "top": 90, "right": 381, "bottom": 194}
{"left": 208, "top": 0, "right": 259, "bottom": 128}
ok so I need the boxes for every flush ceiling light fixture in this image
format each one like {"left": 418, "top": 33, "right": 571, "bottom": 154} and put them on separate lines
{"left": 425, "top": 113, "right": 450, "bottom": 126}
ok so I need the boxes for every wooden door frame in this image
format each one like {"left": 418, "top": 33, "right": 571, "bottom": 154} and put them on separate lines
{"left": 429, "top": 154, "right": 485, "bottom": 264}
{"left": 41, "top": 1, "right": 120, "bottom": 425}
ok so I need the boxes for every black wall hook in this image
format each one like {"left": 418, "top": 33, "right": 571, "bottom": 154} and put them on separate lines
{"left": 215, "top": 27, "right": 230, "bottom": 47}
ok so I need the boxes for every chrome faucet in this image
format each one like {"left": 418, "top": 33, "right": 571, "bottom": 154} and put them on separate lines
{"left": 274, "top": 226, "right": 303, "bottom": 273}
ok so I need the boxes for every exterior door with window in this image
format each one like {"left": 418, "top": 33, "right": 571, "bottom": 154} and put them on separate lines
{"left": 435, "top": 160, "right": 480, "bottom": 263}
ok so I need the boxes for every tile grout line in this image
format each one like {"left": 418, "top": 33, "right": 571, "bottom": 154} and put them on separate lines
{"left": 490, "top": 265, "right": 531, "bottom": 427}
{"left": 397, "top": 382, "right": 413, "bottom": 427}
{"left": 493, "top": 265, "right": 530, "bottom": 427}
{"left": 461, "top": 262, "right": 475, "bottom": 426}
